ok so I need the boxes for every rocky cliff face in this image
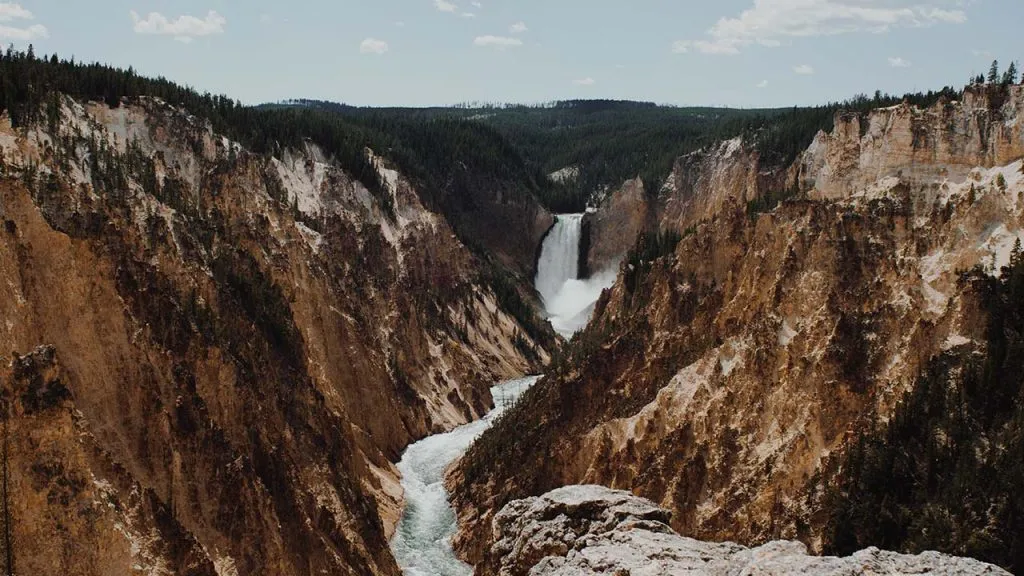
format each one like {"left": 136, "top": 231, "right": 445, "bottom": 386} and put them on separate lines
{"left": 585, "top": 86, "right": 1024, "bottom": 269}
{"left": 483, "top": 485, "right": 1010, "bottom": 576}
{"left": 801, "top": 86, "right": 1024, "bottom": 200}
{"left": 451, "top": 85, "right": 1024, "bottom": 572}
{"left": 0, "top": 95, "right": 550, "bottom": 575}
{"left": 658, "top": 136, "right": 792, "bottom": 233}
{"left": 580, "top": 178, "right": 650, "bottom": 276}
{"left": 582, "top": 136, "right": 793, "bottom": 274}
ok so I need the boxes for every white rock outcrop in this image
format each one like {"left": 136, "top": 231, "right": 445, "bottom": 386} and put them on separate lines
{"left": 485, "top": 485, "right": 1010, "bottom": 576}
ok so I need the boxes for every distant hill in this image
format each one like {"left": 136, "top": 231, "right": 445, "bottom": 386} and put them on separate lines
{"left": 285, "top": 92, "right": 956, "bottom": 212}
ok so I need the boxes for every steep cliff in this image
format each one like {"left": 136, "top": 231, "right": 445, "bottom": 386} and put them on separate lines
{"left": 800, "top": 86, "right": 1024, "bottom": 200}
{"left": 580, "top": 178, "right": 650, "bottom": 277}
{"left": 450, "top": 85, "right": 1024, "bottom": 573}
{"left": 582, "top": 135, "right": 794, "bottom": 275}
{"left": 0, "top": 95, "right": 551, "bottom": 575}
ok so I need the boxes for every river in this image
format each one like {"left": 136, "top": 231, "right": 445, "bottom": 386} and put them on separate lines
{"left": 389, "top": 376, "right": 539, "bottom": 576}
{"left": 390, "top": 213, "right": 613, "bottom": 574}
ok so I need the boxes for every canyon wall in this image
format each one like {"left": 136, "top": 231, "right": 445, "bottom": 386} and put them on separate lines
{"left": 580, "top": 178, "right": 649, "bottom": 276}
{"left": 0, "top": 96, "right": 551, "bottom": 575}
{"left": 582, "top": 136, "right": 793, "bottom": 276}
{"left": 451, "top": 85, "right": 1024, "bottom": 572}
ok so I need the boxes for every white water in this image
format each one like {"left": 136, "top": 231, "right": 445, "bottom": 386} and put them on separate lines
{"left": 535, "top": 214, "right": 618, "bottom": 338}
{"left": 390, "top": 376, "right": 539, "bottom": 576}
{"left": 389, "top": 215, "right": 612, "bottom": 573}
{"left": 536, "top": 214, "right": 584, "bottom": 306}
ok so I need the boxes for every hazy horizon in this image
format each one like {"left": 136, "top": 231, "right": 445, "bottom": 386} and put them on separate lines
{"left": 4, "top": 1, "right": 1022, "bottom": 108}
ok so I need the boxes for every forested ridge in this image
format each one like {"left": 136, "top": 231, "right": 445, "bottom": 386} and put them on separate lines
{"left": 0, "top": 45, "right": 562, "bottom": 352}
{"left": 295, "top": 88, "right": 961, "bottom": 212}
{"left": 825, "top": 248, "right": 1024, "bottom": 574}
{"left": 2, "top": 45, "right": 978, "bottom": 216}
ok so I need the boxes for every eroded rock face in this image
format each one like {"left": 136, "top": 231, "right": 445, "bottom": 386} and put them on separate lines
{"left": 484, "top": 486, "right": 1010, "bottom": 576}
{"left": 585, "top": 86, "right": 1024, "bottom": 266}
{"left": 583, "top": 137, "right": 793, "bottom": 276}
{"left": 658, "top": 137, "right": 792, "bottom": 234}
{"left": 0, "top": 95, "right": 552, "bottom": 575}
{"left": 581, "top": 178, "right": 650, "bottom": 276}
{"left": 801, "top": 86, "right": 1024, "bottom": 200}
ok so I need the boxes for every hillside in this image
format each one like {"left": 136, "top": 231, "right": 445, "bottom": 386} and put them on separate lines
{"left": 449, "top": 84, "right": 1024, "bottom": 575}
{"left": 299, "top": 89, "right": 959, "bottom": 214}
{"left": 0, "top": 50, "right": 556, "bottom": 575}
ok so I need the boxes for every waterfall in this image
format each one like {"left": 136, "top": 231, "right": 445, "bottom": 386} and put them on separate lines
{"left": 535, "top": 214, "right": 584, "bottom": 307}
{"left": 535, "top": 214, "right": 616, "bottom": 338}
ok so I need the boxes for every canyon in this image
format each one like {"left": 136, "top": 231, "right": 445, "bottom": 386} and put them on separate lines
{"left": 1, "top": 59, "right": 1021, "bottom": 576}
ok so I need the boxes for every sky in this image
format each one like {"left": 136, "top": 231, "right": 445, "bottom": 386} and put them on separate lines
{"left": 4, "top": 0, "right": 1023, "bottom": 108}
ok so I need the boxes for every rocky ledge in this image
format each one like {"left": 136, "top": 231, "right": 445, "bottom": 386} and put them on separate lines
{"left": 480, "top": 485, "right": 1010, "bottom": 576}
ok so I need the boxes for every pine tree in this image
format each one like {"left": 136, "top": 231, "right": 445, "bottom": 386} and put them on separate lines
{"left": 1009, "top": 238, "right": 1024, "bottom": 300}
{"left": 988, "top": 60, "right": 1000, "bottom": 84}
{"left": 1003, "top": 61, "right": 1019, "bottom": 86}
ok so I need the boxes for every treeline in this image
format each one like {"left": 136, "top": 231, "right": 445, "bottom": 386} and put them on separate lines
{"left": 825, "top": 244, "right": 1024, "bottom": 574}
{"left": 3, "top": 45, "right": 1013, "bottom": 220}
{"left": 463, "top": 103, "right": 771, "bottom": 211}
{"left": 289, "top": 100, "right": 548, "bottom": 213}
{"left": 970, "top": 60, "right": 1021, "bottom": 86}
{"left": 308, "top": 87, "right": 971, "bottom": 213}
{"left": 729, "top": 87, "right": 962, "bottom": 168}
{"left": 0, "top": 46, "right": 396, "bottom": 209}
{"left": 292, "top": 99, "right": 776, "bottom": 212}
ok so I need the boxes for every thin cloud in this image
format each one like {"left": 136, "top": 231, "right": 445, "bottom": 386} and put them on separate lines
{"left": 757, "top": 79, "right": 769, "bottom": 88}
{"left": 360, "top": 38, "right": 389, "bottom": 55}
{"left": 471, "top": 1, "right": 482, "bottom": 7}
{"left": 888, "top": 56, "right": 912, "bottom": 67}
{"left": 793, "top": 64, "right": 815, "bottom": 75}
{"left": 672, "top": 0, "right": 968, "bottom": 55}
{"left": 573, "top": 77, "right": 596, "bottom": 86}
{"left": 672, "top": 40, "right": 740, "bottom": 55}
{"left": 0, "top": 22, "right": 46, "bottom": 40}
{"left": 461, "top": 12, "right": 476, "bottom": 18}
{"left": 434, "top": 0, "right": 457, "bottom": 13}
{"left": 131, "top": 10, "right": 226, "bottom": 42}
{"left": 0, "top": 3, "right": 32, "bottom": 21}
{"left": 0, "top": 2, "right": 47, "bottom": 41}
{"left": 474, "top": 35, "right": 522, "bottom": 48}
{"left": 510, "top": 21, "right": 528, "bottom": 34}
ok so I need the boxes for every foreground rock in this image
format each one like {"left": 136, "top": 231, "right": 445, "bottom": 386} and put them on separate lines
{"left": 483, "top": 486, "right": 1009, "bottom": 576}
